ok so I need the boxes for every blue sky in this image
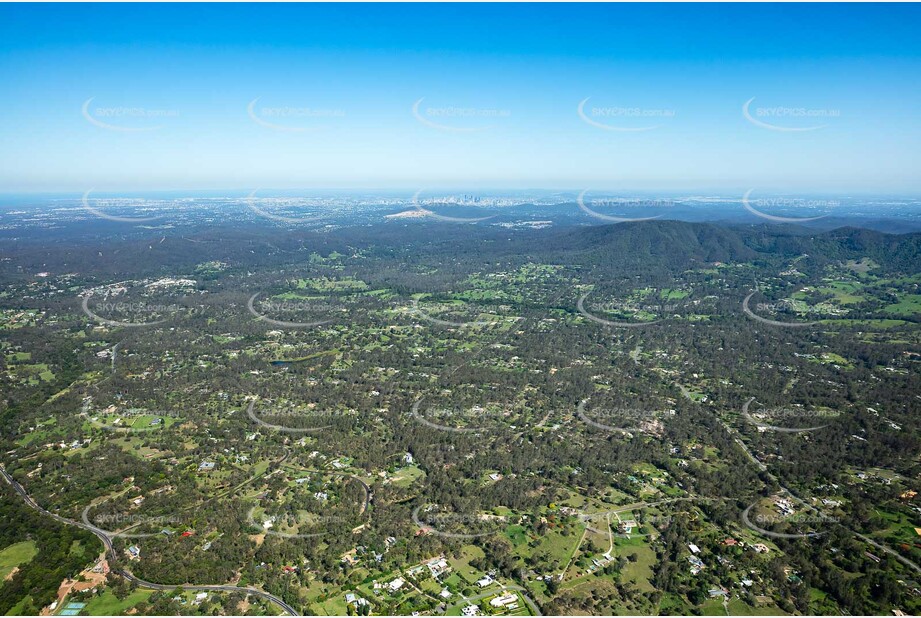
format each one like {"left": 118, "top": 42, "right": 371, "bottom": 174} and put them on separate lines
{"left": 1, "top": 3, "right": 919, "bottom": 194}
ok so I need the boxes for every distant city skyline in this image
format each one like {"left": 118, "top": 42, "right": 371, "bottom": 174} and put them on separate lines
{"left": 1, "top": 3, "right": 919, "bottom": 193}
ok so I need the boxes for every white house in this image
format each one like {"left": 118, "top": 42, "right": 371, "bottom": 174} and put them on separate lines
{"left": 490, "top": 593, "right": 518, "bottom": 608}
{"left": 476, "top": 575, "right": 494, "bottom": 588}
{"left": 425, "top": 556, "right": 450, "bottom": 577}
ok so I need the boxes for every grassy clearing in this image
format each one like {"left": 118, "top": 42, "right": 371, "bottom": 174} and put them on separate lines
{"left": 885, "top": 294, "right": 921, "bottom": 316}
{"left": 0, "top": 541, "right": 38, "bottom": 580}
{"left": 614, "top": 536, "right": 656, "bottom": 592}
{"left": 699, "top": 598, "right": 727, "bottom": 615}
{"left": 821, "top": 318, "right": 906, "bottom": 329}
{"left": 819, "top": 281, "right": 864, "bottom": 304}
{"left": 6, "top": 595, "right": 34, "bottom": 615}
{"left": 389, "top": 465, "right": 425, "bottom": 488}
{"left": 726, "top": 598, "right": 789, "bottom": 615}
{"left": 80, "top": 589, "right": 153, "bottom": 615}
{"left": 447, "top": 545, "right": 486, "bottom": 585}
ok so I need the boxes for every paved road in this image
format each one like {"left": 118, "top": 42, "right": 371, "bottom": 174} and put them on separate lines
{"left": 330, "top": 471, "right": 372, "bottom": 515}
{"left": 672, "top": 375, "right": 921, "bottom": 575}
{"left": 206, "top": 447, "right": 292, "bottom": 507}
{"left": 854, "top": 531, "right": 921, "bottom": 575}
{"left": 1, "top": 466, "right": 299, "bottom": 616}
{"left": 90, "top": 448, "right": 295, "bottom": 539}
{"left": 704, "top": 401, "right": 921, "bottom": 575}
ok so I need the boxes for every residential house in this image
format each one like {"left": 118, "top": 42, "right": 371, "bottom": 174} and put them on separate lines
{"left": 490, "top": 593, "right": 519, "bottom": 608}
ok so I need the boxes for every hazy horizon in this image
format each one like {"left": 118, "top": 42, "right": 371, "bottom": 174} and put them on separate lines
{"left": 1, "top": 3, "right": 920, "bottom": 193}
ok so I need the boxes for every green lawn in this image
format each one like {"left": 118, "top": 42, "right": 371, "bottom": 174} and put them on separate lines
{"left": 821, "top": 318, "right": 905, "bottom": 329}
{"left": 80, "top": 589, "right": 153, "bottom": 615}
{"left": 614, "top": 536, "right": 656, "bottom": 592}
{"left": 6, "top": 595, "right": 34, "bottom": 615}
{"left": 505, "top": 524, "right": 529, "bottom": 546}
{"left": 88, "top": 413, "right": 178, "bottom": 432}
{"left": 310, "top": 596, "right": 350, "bottom": 616}
{"left": 522, "top": 524, "right": 583, "bottom": 571}
{"left": 699, "top": 598, "right": 727, "bottom": 615}
{"left": 658, "top": 592, "right": 691, "bottom": 615}
{"left": 726, "top": 598, "right": 789, "bottom": 615}
{"left": 447, "top": 545, "right": 487, "bottom": 584}
{"left": 885, "top": 294, "right": 921, "bottom": 316}
{"left": 0, "top": 541, "right": 38, "bottom": 580}
{"left": 389, "top": 465, "right": 425, "bottom": 488}
{"left": 819, "top": 281, "right": 864, "bottom": 304}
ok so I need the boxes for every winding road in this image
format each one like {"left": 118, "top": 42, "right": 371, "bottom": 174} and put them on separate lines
{"left": 0, "top": 466, "right": 300, "bottom": 616}
{"left": 668, "top": 373, "right": 921, "bottom": 575}
{"left": 687, "top": 394, "right": 921, "bottom": 575}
